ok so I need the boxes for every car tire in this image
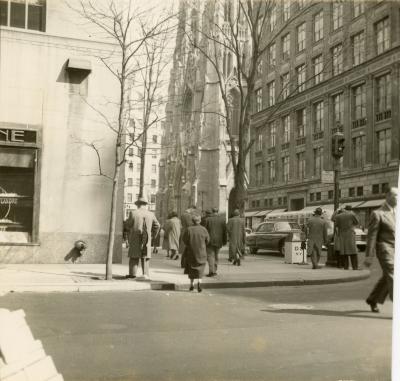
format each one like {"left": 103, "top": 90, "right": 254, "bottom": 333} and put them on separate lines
{"left": 279, "top": 241, "right": 285, "bottom": 256}
{"left": 250, "top": 247, "right": 258, "bottom": 254}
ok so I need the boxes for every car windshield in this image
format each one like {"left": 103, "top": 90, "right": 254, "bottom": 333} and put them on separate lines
{"left": 274, "top": 221, "right": 300, "bottom": 231}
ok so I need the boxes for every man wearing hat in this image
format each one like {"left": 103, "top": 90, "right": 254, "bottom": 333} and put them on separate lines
{"left": 204, "top": 207, "right": 227, "bottom": 276}
{"left": 226, "top": 209, "right": 246, "bottom": 265}
{"left": 126, "top": 196, "right": 160, "bottom": 279}
{"left": 332, "top": 204, "right": 360, "bottom": 270}
{"left": 306, "top": 207, "right": 328, "bottom": 269}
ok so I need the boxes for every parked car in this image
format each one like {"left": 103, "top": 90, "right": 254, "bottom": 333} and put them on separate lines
{"left": 265, "top": 210, "right": 367, "bottom": 251}
{"left": 246, "top": 221, "right": 301, "bottom": 255}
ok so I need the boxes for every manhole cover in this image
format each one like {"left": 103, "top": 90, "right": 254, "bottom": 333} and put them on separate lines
{"left": 269, "top": 304, "right": 314, "bottom": 310}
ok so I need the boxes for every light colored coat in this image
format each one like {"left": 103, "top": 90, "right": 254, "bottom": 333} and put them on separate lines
{"left": 366, "top": 202, "right": 396, "bottom": 260}
{"left": 164, "top": 217, "right": 181, "bottom": 251}
{"left": 306, "top": 215, "right": 328, "bottom": 254}
{"left": 127, "top": 208, "right": 160, "bottom": 259}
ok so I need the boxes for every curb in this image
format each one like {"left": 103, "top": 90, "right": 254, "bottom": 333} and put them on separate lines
{"left": 0, "top": 272, "right": 370, "bottom": 294}
{"left": 152, "top": 271, "right": 370, "bottom": 291}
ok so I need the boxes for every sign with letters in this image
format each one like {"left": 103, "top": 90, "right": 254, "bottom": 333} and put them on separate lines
{"left": 0, "top": 128, "right": 37, "bottom": 144}
{"left": 321, "top": 170, "right": 334, "bottom": 184}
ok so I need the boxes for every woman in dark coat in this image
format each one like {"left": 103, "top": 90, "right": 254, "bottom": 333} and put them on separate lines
{"left": 182, "top": 214, "right": 210, "bottom": 292}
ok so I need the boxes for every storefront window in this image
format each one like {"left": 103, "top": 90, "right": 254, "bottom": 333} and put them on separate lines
{"left": 0, "top": 147, "right": 36, "bottom": 243}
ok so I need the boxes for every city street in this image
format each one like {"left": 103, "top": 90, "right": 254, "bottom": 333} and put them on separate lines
{"left": 0, "top": 262, "right": 392, "bottom": 381}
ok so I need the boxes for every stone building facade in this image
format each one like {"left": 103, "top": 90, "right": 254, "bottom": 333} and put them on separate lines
{"left": 248, "top": 0, "right": 400, "bottom": 227}
{"left": 157, "top": 0, "right": 237, "bottom": 222}
{"left": 0, "top": 0, "right": 123, "bottom": 263}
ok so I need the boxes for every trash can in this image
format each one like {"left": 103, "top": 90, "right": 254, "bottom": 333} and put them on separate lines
{"left": 284, "top": 231, "right": 307, "bottom": 264}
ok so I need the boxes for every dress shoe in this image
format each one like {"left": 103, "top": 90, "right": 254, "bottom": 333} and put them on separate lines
{"left": 312, "top": 265, "right": 322, "bottom": 269}
{"left": 189, "top": 285, "right": 194, "bottom": 291}
{"left": 173, "top": 255, "right": 179, "bottom": 260}
{"left": 206, "top": 273, "right": 214, "bottom": 277}
{"left": 125, "top": 275, "right": 136, "bottom": 279}
{"left": 366, "top": 299, "right": 380, "bottom": 313}
{"left": 197, "top": 284, "right": 202, "bottom": 293}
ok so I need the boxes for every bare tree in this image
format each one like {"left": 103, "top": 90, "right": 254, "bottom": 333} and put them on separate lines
{"left": 70, "top": 0, "right": 174, "bottom": 279}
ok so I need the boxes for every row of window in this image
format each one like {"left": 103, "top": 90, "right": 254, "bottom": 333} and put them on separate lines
{"left": 126, "top": 178, "right": 157, "bottom": 188}
{"left": 254, "top": 127, "right": 391, "bottom": 186}
{"left": 256, "top": 16, "right": 391, "bottom": 112}
{"left": 249, "top": 181, "right": 389, "bottom": 209}
{"left": 256, "top": 72, "right": 392, "bottom": 146}
{"left": 127, "top": 163, "right": 158, "bottom": 174}
{"left": 126, "top": 193, "right": 157, "bottom": 204}
{"left": 127, "top": 147, "right": 158, "bottom": 158}
{"left": 0, "top": 0, "right": 46, "bottom": 31}
{"left": 267, "top": 1, "right": 366, "bottom": 35}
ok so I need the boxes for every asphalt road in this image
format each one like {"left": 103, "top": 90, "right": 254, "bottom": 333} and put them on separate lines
{"left": 0, "top": 262, "right": 392, "bottom": 381}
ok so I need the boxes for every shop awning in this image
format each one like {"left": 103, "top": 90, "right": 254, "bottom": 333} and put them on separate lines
{"left": 267, "top": 208, "right": 287, "bottom": 216}
{"left": 357, "top": 199, "right": 385, "bottom": 208}
{"left": 254, "top": 209, "right": 272, "bottom": 217}
{"left": 339, "top": 201, "right": 364, "bottom": 209}
{"left": 244, "top": 210, "right": 262, "bottom": 217}
{"left": 67, "top": 58, "right": 92, "bottom": 72}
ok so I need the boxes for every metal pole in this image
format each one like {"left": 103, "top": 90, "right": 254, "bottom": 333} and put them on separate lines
{"left": 326, "top": 157, "right": 340, "bottom": 267}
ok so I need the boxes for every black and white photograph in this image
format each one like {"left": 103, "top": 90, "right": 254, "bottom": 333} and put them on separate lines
{"left": 0, "top": 0, "right": 399, "bottom": 380}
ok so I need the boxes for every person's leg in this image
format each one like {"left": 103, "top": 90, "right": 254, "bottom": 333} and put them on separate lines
{"left": 128, "top": 257, "right": 139, "bottom": 277}
{"left": 142, "top": 258, "right": 150, "bottom": 277}
{"left": 343, "top": 255, "right": 349, "bottom": 270}
{"left": 172, "top": 249, "right": 179, "bottom": 260}
{"left": 206, "top": 246, "right": 215, "bottom": 275}
{"left": 350, "top": 254, "right": 358, "bottom": 270}
{"left": 197, "top": 278, "right": 202, "bottom": 292}
{"left": 378, "top": 253, "right": 394, "bottom": 301}
{"left": 214, "top": 247, "right": 220, "bottom": 273}
{"left": 310, "top": 245, "right": 317, "bottom": 268}
{"left": 189, "top": 278, "right": 194, "bottom": 291}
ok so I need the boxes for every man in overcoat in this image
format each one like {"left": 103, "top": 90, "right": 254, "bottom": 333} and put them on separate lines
{"left": 332, "top": 205, "right": 360, "bottom": 270}
{"left": 205, "top": 207, "right": 227, "bottom": 276}
{"left": 126, "top": 196, "right": 160, "bottom": 280}
{"left": 364, "top": 187, "right": 397, "bottom": 313}
{"left": 226, "top": 209, "right": 246, "bottom": 266}
{"left": 306, "top": 207, "right": 328, "bottom": 269}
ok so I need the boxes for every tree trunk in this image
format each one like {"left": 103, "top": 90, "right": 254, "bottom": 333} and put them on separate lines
{"left": 139, "top": 130, "right": 147, "bottom": 198}
{"left": 105, "top": 163, "right": 120, "bottom": 280}
{"left": 228, "top": 162, "right": 247, "bottom": 217}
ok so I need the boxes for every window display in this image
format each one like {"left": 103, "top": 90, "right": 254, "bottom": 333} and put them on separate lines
{"left": 0, "top": 147, "right": 36, "bottom": 243}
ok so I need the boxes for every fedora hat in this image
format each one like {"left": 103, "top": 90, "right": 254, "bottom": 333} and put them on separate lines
{"left": 135, "top": 196, "right": 148, "bottom": 206}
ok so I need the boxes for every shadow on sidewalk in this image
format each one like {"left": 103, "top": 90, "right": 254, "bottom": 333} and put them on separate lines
{"left": 261, "top": 308, "right": 391, "bottom": 320}
{"left": 71, "top": 271, "right": 127, "bottom": 280}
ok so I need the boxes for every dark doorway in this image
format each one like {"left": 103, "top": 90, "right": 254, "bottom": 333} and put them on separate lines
{"left": 290, "top": 198, "right": 304, "bottom": 211}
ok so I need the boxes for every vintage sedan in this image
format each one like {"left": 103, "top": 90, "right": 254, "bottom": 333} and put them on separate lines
{"left": 246, "top": 221, "right": 301, "bottom": 255}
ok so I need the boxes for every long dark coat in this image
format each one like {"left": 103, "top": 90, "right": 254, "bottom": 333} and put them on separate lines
{"left": 226, "top": 216, "right": 246, "bottom": 259}
{"left": 306, "top": 215, "right": 328, "bottom": 254}
{"left": 126, "top": 208, "right": 160, "bottom": 259}
{"left": 182, "top": 225, "right": 210, "bottom": 279}
{"left": 332, "top": 210, "right": 359, "bottom": 255}
{"left": 205, "top": 214, "right": 227, "bottom": 248}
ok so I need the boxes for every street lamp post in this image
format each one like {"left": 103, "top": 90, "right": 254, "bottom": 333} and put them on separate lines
{"left": 326, "top": 132, "right": 345, "bottom": 267}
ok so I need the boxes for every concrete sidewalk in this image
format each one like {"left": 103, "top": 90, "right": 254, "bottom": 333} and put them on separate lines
{"left": 0, "top": 248, "right": 370, "bottom": 293}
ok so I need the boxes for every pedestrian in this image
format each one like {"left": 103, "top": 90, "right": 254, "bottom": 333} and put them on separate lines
{"left": 204, "top": 207, "right": 227, "bottom": 277}
{"left": 333, "top": 209, "right": 343, "bottom": 267}
{"left": 164, "top": 211, "right": 181, "bottom": 260}
{"left": 126, "top": 196, "right": 160, "bottom": 280}
{"left": 179, "top": 205, "right": 200, "bottom": 267}
{"left": 331, "top": 205, "right": 360, "bottom": 270}
{"left": 182, "top": 214, "right": 210, "bottom": 292}
{"left": 123, "top": 214, "right": 131, "bottom": 248}
{"left": 306, "top": 207, "right": 328, "bottom": 269}
{"left": 364, "top": 187, "right": 397, "bottom": 313}
{"left": 201, "top": 209, "right": 212, "bottom": 227}
{"left": 226, "top": 209, "right": 246, "bottom": 266}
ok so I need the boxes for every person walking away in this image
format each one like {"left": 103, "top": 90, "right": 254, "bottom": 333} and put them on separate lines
{"left": 306, "top": 207, "right": 328, "bottom": 269}
{"left": 179, "top": 205, "right": 199, "bottom": 267}
{"left": 332, "top": 205, "right": 360, "bottom": 270}
{"left": 204, "top": 207, "right": 227, "bottom": 277}
{"left": 182, "top": 214, "right": 210, "bottom": 292}
{"left": 123, "top": 214, "right": 131, "bottom": 248}
{"left": 364, "top": 187, "right": 397, "bottom": 313}
{"left": 333, "top": 209, "right": 343, "bottom": 268}
{"left": 164, "top": 211, "right": 181, "bottom": 260}
{"left": 201, "top": 209, "right": 212, "bottom": 227}
{"left": 226, "top": 209, "right": 246, "bottom": 266}
{"left": 126, "top": 196, "right": 160, "bottom": 280}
